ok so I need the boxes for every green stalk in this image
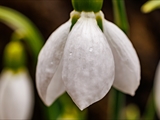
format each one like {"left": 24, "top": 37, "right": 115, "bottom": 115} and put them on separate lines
{"left": 109, "top": 88, "right": 125, "bottom": 120}
{"left": 0, "top": 6, "right": 53, "bottom": 119}
{"left": 112, "top": 0, "right": 129, "bottom": 34}
{"left": 0, "top": 6, "right": 43, "bottom": 62}
{"left": 142, "top": 91, "right": 155, "bottom": 120}
{"left": 111, "top": 0, "right": 129, "bottom": 119}
{"left": 71, "top": 0, "right": 103, "bottom": 12}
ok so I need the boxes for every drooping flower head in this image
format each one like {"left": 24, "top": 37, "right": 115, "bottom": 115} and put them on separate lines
{"left": 0, "top": 68, "right": 34, "bottom": 119}
{"left": 0, "top": 42, "right": 34, "bottom": 119}
{"left": 36, "top": 0, "right": 140, "bottom": 110}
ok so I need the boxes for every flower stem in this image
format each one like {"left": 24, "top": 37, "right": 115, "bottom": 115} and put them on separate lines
{"left": 110, "top": 0, "right": 129, "bottom": 119}
{"left": 142, "top": 91, "right": 156, "bottom": 120}
{"left": 0, "top": 6, "right": 44, "bottom": 63}
{"left": 71, "top": 0, "right": 103, "bottom": 12}
{"left": 109, "top": 88, "right": 125, "bottom": 119}
{"left": 112, "top": 0, "right": 129, "bottom": 34}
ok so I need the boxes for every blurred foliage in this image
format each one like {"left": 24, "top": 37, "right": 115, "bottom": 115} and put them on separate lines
{"left": 0, "top": 6, "right": 43, "bottom": 63}
{"left": 141, "top": 0, "right": 160, "bottom": 13}
{"left": 0, "top": 5, "right": 87, "bottom": 120}
{"left": 124, "top": 104, "right": 140, "bottom": 120}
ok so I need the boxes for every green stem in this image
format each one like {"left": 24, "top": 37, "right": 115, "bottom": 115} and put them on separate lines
{"left": 110, "top": 0, "right": 130, "bottom": 119}
{"left": 112, "top": 0, "right": 129, "bottom": 34}
{"left": 0, "top": 6, "right": 44, "bottom": 62}
{"left": 109, "top": 88, "right": 125, "bottom": 120}
{"left": 71, "top": 0, "right": 103, "bottom": 12}
{"left": 142, "top": 91, "right": 155, "bottom": 120}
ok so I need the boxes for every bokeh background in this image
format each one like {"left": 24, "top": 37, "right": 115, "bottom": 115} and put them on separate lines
{"left": 0, "top": 0, "right": 160, "bottom": 119}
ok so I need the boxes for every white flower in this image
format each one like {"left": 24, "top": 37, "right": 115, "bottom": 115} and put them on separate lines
{"left": 0, "top": 68, "right": 34, "bottom": 119}
{"left": 36, "top": 11, "right": 140, "bottom": 110}
{"left": 154, "top": 62, "right": 160, "bottom": 118}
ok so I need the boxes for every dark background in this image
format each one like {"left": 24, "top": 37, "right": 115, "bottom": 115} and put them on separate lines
{"left": 0, "top": 0, "right": 160, "bottom": 119}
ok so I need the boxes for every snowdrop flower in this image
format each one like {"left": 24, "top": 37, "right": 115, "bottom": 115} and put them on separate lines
{"left": 0, "top": 68, "right": 34, "bottom": 119}
{"left": 36, "top": 1, "right": 140, "bottom": 110}
{"left": 0, "top": 41, "right": 34, "bottom": 119}
{"left": 154, "top": 62, "right": 160, "bottom": 118}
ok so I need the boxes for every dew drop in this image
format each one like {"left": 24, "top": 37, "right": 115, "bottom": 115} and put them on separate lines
{"left": 69, "top": 52, "right": 72, "bottom": 56}
{"left": 89, "top": 47, "right": 93, "bottom": 52}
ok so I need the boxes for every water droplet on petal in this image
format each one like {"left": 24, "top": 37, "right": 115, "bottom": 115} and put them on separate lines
{"left": 89, "top": 47, "right": 93, "bottom": 52}
{"left": 69, "top": 52, "right": 72, "bottom": 56}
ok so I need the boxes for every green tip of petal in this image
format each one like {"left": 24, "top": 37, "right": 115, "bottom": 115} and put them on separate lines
{"left": 95, "top": 12, "right": 103, "bottom": 31}
{"left": 72, "top": 0, "right": 103, "bottom": 12}
{"left": 70, "top": 11, "right": 81, "bottom": 30}
{"left": 3, "top": 41, "right": 26, "bottom": 70}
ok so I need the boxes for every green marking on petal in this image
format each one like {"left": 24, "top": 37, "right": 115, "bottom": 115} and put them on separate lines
{"left": 70, "top": 11, "right": 81, "bottom": 30}
{"left": 95, "top": 12, "right": 103, "bottom": 31}
{"left": 96, "top": 15, "right": 103, "bottom": 31}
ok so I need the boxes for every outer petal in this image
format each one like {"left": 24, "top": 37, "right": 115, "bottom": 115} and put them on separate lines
{"left": 154, "top": 62, "right": 160, "bottom": 118}
{"left": 62, "top": 13, "right": 115, "bottom": 110}
{"left": 36, "top": 20, "right": 71, "bottom": 106}
{"left": 0, "top": 69, "right": 34, "bottom": 119}
{"left": 103, "top": 20, "right": 140, "bottom": 95}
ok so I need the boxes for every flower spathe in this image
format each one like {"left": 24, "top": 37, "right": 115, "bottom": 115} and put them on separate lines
{"left": 36, "top": 11, "right": 140, "bottom": 110}
{"left": 0, "top": 68, "right": 34, "bottom": 119}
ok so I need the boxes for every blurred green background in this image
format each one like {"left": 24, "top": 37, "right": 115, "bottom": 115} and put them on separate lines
{"left": 0, "top": 0, "right": 160, "bottom": 119}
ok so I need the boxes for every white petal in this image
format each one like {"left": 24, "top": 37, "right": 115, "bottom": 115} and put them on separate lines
{"left": 0, "top": 69, "right": 34, "bottom": 119}
{"left": 62, "top": 13, "right": 115, "bottom": 110}
{"left": 154, "top": 62, "right": 160, "bottom": 118}
{"left": 103, "top": 20, "right": 140, "bottom": 95}
{"left": 45, "top": 59, "right": 65, "bottom": 105}
{"left": 36, "top": 21, "right": 71, "bottom": 106}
